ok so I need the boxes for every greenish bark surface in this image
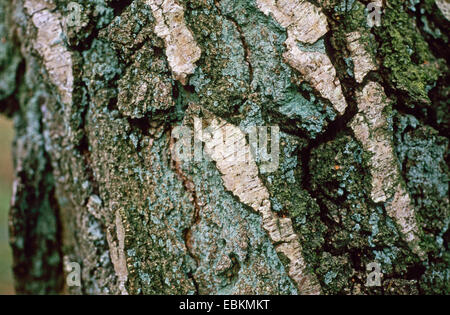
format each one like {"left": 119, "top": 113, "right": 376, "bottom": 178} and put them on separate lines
{"left": 0, "top": 0, "right": 448, "bottom": 294}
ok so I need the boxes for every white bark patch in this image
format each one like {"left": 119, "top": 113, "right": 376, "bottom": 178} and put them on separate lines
{"left": 256, "top": 0, "right": 347, "bottom": 114}
{"left": 346, "top": 30, "right": 423, "bottom": 256}
{"left": 199, "top": 116, "right": 321, "bottom": 294}
{"left": 351, "top": 82, "right": 423, "bottom": 256}
{"left": 146, "top": 0, "right": 201, "bottom": 84}
{"left": 346, "top": 32, "right": 378, "bottom": 83}
{"left": 256, "top": 0, "right": 328, "bottom": 44}
{"left": 284, "top": 48, "right": 347, "bottom": 114}
{"left": 24, "top": 0, "right": 73, "bottom": 106}
{"left": 106, "top": 211, "right": 129, "bottom": 295}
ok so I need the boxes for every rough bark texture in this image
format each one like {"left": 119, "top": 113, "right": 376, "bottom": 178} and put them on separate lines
{"left": 0, "top": 0, "right": 448, "bottom": 294}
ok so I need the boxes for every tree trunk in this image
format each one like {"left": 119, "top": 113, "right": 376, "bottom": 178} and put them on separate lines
{"left": 0, "top": 0, "right": 448, "bottom": 295}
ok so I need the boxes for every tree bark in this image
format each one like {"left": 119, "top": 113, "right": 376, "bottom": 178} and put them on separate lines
{"left": 0, "top": 0, "right": 448, "bottom": 294}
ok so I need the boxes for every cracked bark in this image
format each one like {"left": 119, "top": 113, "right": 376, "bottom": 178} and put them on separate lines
{"left": 0, "top": 0, "right": 448, "bottom": 294}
